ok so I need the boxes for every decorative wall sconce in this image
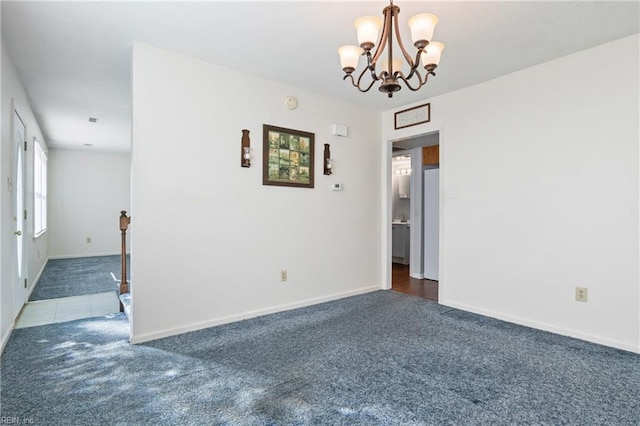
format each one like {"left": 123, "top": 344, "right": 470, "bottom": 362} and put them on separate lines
{"left": 324, "top": 144, "right": 332, "bottom": 175}
{"left": 241, "top": 129, "right": 251, "bottom": 167}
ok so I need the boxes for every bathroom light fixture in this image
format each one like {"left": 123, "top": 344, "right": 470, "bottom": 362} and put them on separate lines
{"left": 324, "top": 144, "right": 332, "bottom": 175}
{"left": 241, "top": 129, "right": 251, "bottom": 167}
{"left": 338, "top": 0, "right": 444, "bottom": 98}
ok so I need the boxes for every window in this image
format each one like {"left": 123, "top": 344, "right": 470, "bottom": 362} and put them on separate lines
{"left": 34, "top": 138, "right": 47, "bottom": 237}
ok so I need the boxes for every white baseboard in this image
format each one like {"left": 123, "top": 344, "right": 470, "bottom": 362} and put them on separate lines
{"left": 130, "top": 285, "right": 381, "bottom": 344}
{"left": 440, "top": 299, "right": 639, "bottom": 354}
{"left": 48, "top": 252, "right": 121, "bottom": 260}
{"left": 27, "top": 258, "right": 49, "bottom": 299}
{"left": 409, "top": 272, "right": 424, "bottom": 279}
{"left": 0, "top": 320, "right": 15, "bottom": 355}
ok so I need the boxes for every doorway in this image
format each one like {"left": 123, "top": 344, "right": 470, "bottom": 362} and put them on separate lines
{"left": 388, "top": 133, "right": 440, "bottom": 302}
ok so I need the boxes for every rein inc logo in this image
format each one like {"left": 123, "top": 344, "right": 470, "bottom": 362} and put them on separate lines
{"left": 1, "top": 417, "right": 34, "bottom": 424}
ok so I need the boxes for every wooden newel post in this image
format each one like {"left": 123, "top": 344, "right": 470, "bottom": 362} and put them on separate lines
{"left": 119, "top": 210, "right": 131, "bottom": 295}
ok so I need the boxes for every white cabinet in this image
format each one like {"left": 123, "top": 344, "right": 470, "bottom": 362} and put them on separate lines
{"left": 392, "top": 223, "right": 410, "bottom": 265}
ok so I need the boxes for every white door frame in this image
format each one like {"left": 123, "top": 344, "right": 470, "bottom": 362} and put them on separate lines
{"left": 383, "top": 128, "right": 444, "bottom": 302}
{"left": 423, "top": 167, "right": 440, "bottom": 281}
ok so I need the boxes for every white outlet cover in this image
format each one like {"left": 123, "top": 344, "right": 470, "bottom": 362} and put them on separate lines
{"left": 332, "top": 183, "right": 344, "bottom": 191}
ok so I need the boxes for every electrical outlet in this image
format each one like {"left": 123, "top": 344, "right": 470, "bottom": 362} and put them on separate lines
{"left": 280, "top": 270, "right": 287, "bottom": 282}
{"left": 575, "top": 286, "right": 588, "bottom": 302}
{"left": 86, "top": 237, "right": 92, "bottom": 244}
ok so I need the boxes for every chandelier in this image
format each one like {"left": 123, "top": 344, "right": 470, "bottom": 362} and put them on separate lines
{"left": 338, "top": 0, "right": 444, "bottom": 98}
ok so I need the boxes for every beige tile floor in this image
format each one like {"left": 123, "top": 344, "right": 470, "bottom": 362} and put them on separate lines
{"left": 15, "top": 292, "right": 120, "bottom": 329}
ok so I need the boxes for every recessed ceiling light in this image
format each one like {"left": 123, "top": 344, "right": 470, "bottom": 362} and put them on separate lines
{"left": 88, "top": 117, "right": 98, "bottom": 123}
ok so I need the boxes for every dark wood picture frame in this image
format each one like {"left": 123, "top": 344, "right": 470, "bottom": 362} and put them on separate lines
{"left": 394, "top": 103, "right": 431, "bottom": 130}
{"left": 263, "top": 124, "right": 315, "bottom": 188}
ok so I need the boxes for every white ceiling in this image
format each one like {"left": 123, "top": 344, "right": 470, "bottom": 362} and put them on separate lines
{"left": 2, "top": 1, "right": 638, "bottom": 153}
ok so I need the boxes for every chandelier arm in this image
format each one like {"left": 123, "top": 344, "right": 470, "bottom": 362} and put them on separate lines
{"left": 370, "top": 5, "right": 394, "bottom": 67}
{"left": 395, "top": 70, "right": 427, "bottom": 92}
{"left": 411, "top": 49, "right": 424, "bottom": 76}
{"left": 393, "top": 8, "right": 415, "bottom": 67}
{"left": 364, "top": 51, "right": 381, "bottom": 83}
{"left": 396, "top": 49, "right": 424, "bottom": 82}
{"left": 357, "top": 69, "right": 379, "bottom": 92}
{"left": 343, "top": 71, "right": 378, "bottom": 93}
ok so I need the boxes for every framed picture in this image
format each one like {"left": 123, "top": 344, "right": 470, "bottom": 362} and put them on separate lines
{"left": 394, "top": 103, "right": 431, "bottom": 130}
{"left": 263, "top": 124, "right": 315, "bottom": 188}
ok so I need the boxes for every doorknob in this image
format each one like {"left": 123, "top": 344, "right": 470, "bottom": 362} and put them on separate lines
{"left": 14, "top": 230, "right": 21, "bottom": 236}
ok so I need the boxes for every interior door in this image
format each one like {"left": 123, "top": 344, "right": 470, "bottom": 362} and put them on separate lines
{"left": 12, "top": 105, "right": 26, "bottom": 316}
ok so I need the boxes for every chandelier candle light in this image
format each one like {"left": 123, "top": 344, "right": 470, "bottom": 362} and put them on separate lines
{"left": 338, "top": 0, "right": 444, "bottom": 97}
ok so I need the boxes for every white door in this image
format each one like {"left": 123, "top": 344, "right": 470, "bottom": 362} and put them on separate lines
{"left": 12, "top": 106, "right": 26, "bottom": 316}
{"left": 423, "top": 168, "right": 439, "bottom": 280}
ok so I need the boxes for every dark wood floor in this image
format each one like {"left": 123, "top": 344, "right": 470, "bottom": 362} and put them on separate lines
{"left": 391, "top": 263, "right": 438, "bottom": 302}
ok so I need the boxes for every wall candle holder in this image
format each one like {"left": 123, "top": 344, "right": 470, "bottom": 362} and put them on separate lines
{"left": 241, "top": 129, "right": 251, "bottom": 167}
{"left": 323, "top": 143, "right": 332, "bottom": 175}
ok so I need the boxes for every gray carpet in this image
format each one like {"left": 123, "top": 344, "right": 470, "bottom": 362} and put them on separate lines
{"left": 29, "top": 255, "right": 129, "bottom": 301}
{"left": 2, "top": 291, "right": 639, "bottom": 425}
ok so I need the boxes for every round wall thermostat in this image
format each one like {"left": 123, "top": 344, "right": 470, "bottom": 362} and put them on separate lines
{"left": 284, "top": 96, "right": 298, "bottom": 110}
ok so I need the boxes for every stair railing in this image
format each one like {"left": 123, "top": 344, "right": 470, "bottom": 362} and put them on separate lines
{"left": 119, "top": 210, "right": 131, "bottom": 294}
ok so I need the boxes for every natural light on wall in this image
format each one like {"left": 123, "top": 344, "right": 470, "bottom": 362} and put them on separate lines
{"left": 34, "top": 138, "right": 47, "bottom": 237}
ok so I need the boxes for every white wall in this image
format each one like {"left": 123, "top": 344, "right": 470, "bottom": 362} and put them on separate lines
{"left": 1, "top": 43, "right": 49, "bottom": 350}
{"left": 382, "top": 34, "right": 640, "bottom": 353}
{"left": 48, "top": 149, "right": 130, "bottom": 258}
{"left": 131, "top": 44, "right": 381, "bottom": 343}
